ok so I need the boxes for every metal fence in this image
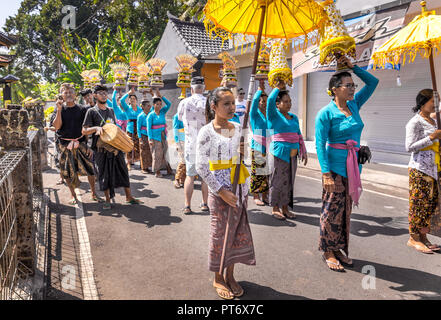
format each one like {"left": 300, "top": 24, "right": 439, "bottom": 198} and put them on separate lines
{"left": 0, "top": 150, "right": 27, "bottom": 300}
{"left": 0, "top": 128, "right": 42, "bottom": 300}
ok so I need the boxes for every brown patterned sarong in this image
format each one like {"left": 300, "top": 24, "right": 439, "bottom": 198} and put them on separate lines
{"left": 319, "top": 172, "right": 352, "bottom": 255}
{"left": 151, "top": 131, "right": 170, "bottom": 172}
{"left": 175, "top": 141, "right": 186, "bottom": 184}
{"left": 59, "top": 142, "right": 95, "bottom": 189}
{"left": 126, "top": 120, "right": 140, "bottom": 164}
{"left": 250, "top": 150, "right": 269, "bottom": 195}
{"left": 208, "top": 191, "right": 256, "bottom": 272}
{"left": 409, "top": 168, "right": 439, "bottom": 235}
{"left": 269, "top": 155, "right": 297, "bottom": 208}
{"left": 139, "top": 135, "right": 152, "bottom": 171}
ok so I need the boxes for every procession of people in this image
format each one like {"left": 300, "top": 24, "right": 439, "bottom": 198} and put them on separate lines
{"left": 46, "top": 28, "right": 441, "bottom": 300}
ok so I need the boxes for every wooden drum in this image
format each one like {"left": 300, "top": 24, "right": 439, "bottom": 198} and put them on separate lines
{"left": 99, "top": 123, "right": 134, "bottom": 153}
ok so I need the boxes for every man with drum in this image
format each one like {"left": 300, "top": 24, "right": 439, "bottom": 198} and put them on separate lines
{"left": 82, "top": 85, "right": 142, "bottom": 210}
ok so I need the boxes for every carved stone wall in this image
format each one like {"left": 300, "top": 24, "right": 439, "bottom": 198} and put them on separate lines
{"left": 0, "top": 106, "right": 35, "bottom": 273}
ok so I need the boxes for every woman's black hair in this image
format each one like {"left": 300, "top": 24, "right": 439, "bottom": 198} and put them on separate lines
{"left": 413, "top": 89, "right": 433, "bottom": 113}
{"left": 328, "top": 71, "right": 352, "bottom": 97}
{"left": 153, "top": 97, "right": 162, "bottom": 105}
{"left": 276, "top": 90, "right": 290, "bottom": 104}
{"left": 129, "top": 94, "right": 138, "bottom": 101}
{"left": 205, "top": 86, "right": 233, "bottom": 122}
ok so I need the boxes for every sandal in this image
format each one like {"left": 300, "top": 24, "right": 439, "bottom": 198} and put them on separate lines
{"left": 56, "top": 179, "right": 65, "bottom": 185}
{"left": 334, "top": 250, "right": 353, "bottom": 267}
{"left": 182, "top": 206, "right": 192, "bottom": 215}
{"left": 200, "top": 203, "right": 209, "bottom": 212}
{"left": 407, "top": 239, "right": 433, "bottom": 254}
{"left": 92, "top": 195, "right": 105, "bottom": 203}
{"left": 272, "top": 212, "right": 286, "bottom": 220}
{"left": 174, "top": 180, "right": 181, "bottom": 189}
{"left": 69, "top": 198, "right": 78, "bottom": 205}
{"left": 254, "top": 199, "right": 265, "bottom": 206}
{"left": 126, "top": 198, "right": 143, "bottom": 205}
{"left": 226, "top": 282, "right": 244, "bottom": 297}
{"left": 423, "top": 241, "right": 441, "bottom": 252}
{"left": 214, "top": 286, "right": 234, "bottom": 300}
{"left": 322, "top": 254, "right": 345, "bottom": 272}
{"left": 103, "top": 202, "right": 112, "bottom": 210}
{"left": 283, "top": 210, "right": 296, "bottom": 219}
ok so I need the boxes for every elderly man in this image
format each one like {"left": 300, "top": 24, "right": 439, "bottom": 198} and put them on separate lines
{"left": 52, "top": 83, "right": 98, "bottom": 205}
{"left": 177, "top": 76, "right": 209, "bottom": 214}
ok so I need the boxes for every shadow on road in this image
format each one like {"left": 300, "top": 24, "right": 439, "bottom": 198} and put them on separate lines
{"left": 291, "top": 199, "right": 408, "bottom": 238}
{"left": 352, "top": 259, "right": 441, "bottom": 298}
{"left": 248, "top": 209, "right": 296, "bottom": 227}
{"left": 94, "top": 203, "right": 183, "bottom": 229}
{"left": 236, "top": 281, "right": 311, "bottom": 300}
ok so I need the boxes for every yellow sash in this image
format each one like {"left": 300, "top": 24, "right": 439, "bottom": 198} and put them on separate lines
{"left": 422, "top": 141, "right": 441, "bottom": 171}
{"left": 209, "top": 157, "right": 250, "bottom": 185}
{"left": 178, "top": 128, "right": 185, "bottom": 133}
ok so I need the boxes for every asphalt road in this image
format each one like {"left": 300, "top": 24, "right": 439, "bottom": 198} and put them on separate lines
{"left": 58, "top": 162, "right": 440, "bottom": 300}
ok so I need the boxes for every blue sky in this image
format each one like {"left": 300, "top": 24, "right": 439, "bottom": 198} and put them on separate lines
{"left": 1, "top": 0, "right": 22, "bottom": 31}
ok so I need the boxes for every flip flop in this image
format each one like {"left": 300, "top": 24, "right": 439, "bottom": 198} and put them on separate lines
{"left": 283, "top": 211, "right": 296, "bottom": 219}
{"left": 254, "top": 199, "right": 265, "bottom": 206}
{"left": 174, "top": 180, "right": 181, "bottom": 189}
{"left": 407, "top": 240, "right": 434, "bottom": 254}
{"left": 226, "top": 282, "right": 244, "bottom": 297}
{"left": 322, "top": 255, "right": 345, "bottom": 272}
{"left": 214, "top": 286, "right": 234, "bottom": 300}
{"left": 334, "top": 251, "right": 354, "bottom": 267}
{"left": 200, "top": 203, "right": 209, "bottom": 212}
{"left": 126, "top": 198, "right": 143, "bottom": 205}
{"left": 182, "top": 206, "right": 192, "bottom": 215}
{"left": 272, "top": 212, "right": 286, "bottom": 220}
{"left": 69, "top": 198, "right": 78, "bottom": 205}
{"left": 103, "top": 202, "right": 112, "bottom": 210}
{"left": 92, "top": 195, "right": 105, "bottom": 203}
{"left": 423, "top": 241, "right": 441, "bottom": 252}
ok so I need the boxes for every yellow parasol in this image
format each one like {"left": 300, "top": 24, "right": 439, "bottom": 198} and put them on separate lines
{"left": 372, "top": 1, "right": 441, "bottom": 126}
{"left": 204, "top": 0, "right": 329, "bottom": 275}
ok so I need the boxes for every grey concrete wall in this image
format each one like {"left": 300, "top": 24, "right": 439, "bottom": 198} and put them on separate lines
{"left": 153, "top": 22, "right": 192, "bottom": 76}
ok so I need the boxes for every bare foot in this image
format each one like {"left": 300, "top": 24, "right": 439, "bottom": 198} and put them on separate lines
{"left": 272, "top": 207, "right": 285, "bottom": 220}
{"left": 333, "top": 250, "right": 353, "bottom": 266}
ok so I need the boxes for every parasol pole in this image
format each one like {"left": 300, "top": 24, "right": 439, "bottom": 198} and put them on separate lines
{"left": 429, "top": 50, "right": 440, "bottom": 129}
{"left": 218, "top": 1, "right": 267, "bottom": 275}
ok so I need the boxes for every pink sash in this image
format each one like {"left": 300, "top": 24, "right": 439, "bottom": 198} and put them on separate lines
{"left": 116, "top": 119, "right": 128, "bottom": 132}
{"left": 151, "top": 124, "right": 167, "bottom": 136}
{"left": 271, "top": 132, "right": 307, "bottom": 158}
{"left": 252, "top": 135, "right": 267, "bottom": 149}
{"left": 328, "top": 140, "right": 362, "bottom": 206}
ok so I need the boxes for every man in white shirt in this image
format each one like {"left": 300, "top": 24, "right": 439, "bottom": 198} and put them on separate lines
{"left": 235, "top": 88, "right": 247, "bottom": 126}
{"left": 177, "top": 76, "right": 209, "bottom": 214}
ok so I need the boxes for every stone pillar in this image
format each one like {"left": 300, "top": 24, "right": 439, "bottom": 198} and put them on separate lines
{"left": 24, "top": 100, "right": 48, "bottom": 170}
{"left": 0, "top": 106, "right": 35, "bottom": 274}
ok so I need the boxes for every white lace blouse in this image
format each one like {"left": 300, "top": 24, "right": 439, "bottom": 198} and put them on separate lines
{"left": 405, "top": 113, "right": 439, "bottom": 179}
{"left": 196, "top": 121, "right": 249, "bottom": 203}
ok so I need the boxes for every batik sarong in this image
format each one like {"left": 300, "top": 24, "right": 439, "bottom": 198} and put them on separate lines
{"left": 139, "top": 135, "right": 153, "bottom": 171}
{"left": 207, "top": 191, "right": 256, "bottom": 272}
{"left": 151, "top": 131, "right": 171, "bottom": 173}
{"left": 319, "top": 172, "right": 352, "bottom": 255}
{"left": 59, "top": 142, "right": 95, "bottom": 189}
{"left": 126, "top": 120, "right": 140, "bottom": 164}
{"left": 268, "top": 155, "right": 297, "bottom": 208}
{"left": 409, "top": 168, "right": 439, "bottom": 234}
{"left": 250, "top": 150, "right": 269, "bottom": 195}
